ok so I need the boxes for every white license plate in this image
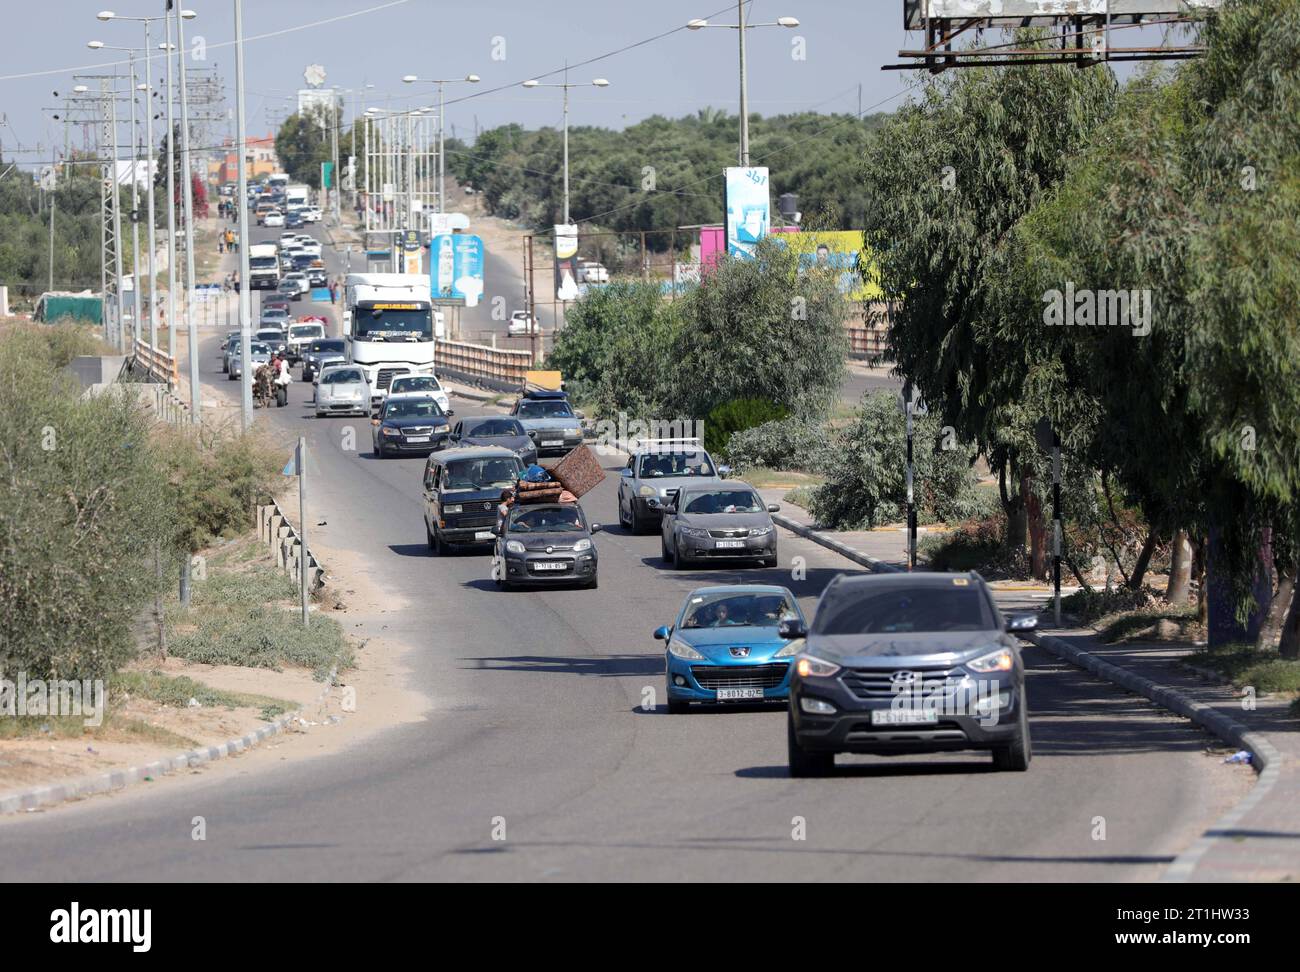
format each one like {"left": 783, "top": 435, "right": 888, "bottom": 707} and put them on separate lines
{"left": 542, "top": 440, "right": 562, "bottom": 447}
{"left": 474, "top": 531, "right": 495, "bottom": 540}
{"left": 871, "top": 708, "right": 939, "bottom": 726}
{"left": 716, "top": 687, "right": 764, "bottom": 701}
{"left": 715, "top": 539, "right": 747, "bottom": 549}
{"left": 406, "top": 435, "right": 431, "bottom": 443}
{"left": 533, "top": 561, "right": 567, "bottom": 571}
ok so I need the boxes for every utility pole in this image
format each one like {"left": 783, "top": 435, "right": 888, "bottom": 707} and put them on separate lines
{"left": 331, "top": 93, "right": 340, "bottom": 223}
{"left": 903, "top": 379, "right": 917, "bottom": 571}
{"left": 143, "top": 21, "right": 158, "bottom": 353}
{"left": 127, "top": 55, "right": 143, "bottom": 349}
{"left": 234, "top": 0, "right": 253, "bottom": 429}
{"left": 163, "top": 16, "right": 177, "bottom": 353}
{"left": 176, "top": 5, "right": 199, "bottom": 425}
{"left": 47, "top": 156, "right": 55, "bottom": 292}
{"left": 109, "top": 84, "right": 126, "bottom": 355}
{"left": 737, "top": 0, "right": 748, "bottom": 165}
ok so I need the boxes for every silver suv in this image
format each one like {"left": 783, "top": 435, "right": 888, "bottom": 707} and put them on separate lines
{"left": 617, "top": 439, "right": 728, "bottom": 533}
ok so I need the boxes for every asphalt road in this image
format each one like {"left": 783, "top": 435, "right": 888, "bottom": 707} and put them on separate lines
{"left": 0, "top": 221, "right": 1247, "bottom": 881}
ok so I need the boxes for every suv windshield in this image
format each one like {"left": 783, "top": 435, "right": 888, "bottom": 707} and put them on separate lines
{"left": 509, "top": 506, "right": 585, "bottom": 532}
{"left": 384, "top": 399, "right": 443, "bottom": 420}
{"left": 639, "top": 451, "right": 713, "bottom": 478}
{"left": 466, "top": 418, "right": 523, "bottom": 437}
{"left": 681, "top": 490, "right": 762, "bottom": 514}
{"left": 681, "top": 591, "right": 797, "bottom": 629}
{"left": 516, "top": 400, "right": 573, "bottom": 419}
{"left": 444, "top": 457, "right": 520, "bottom": 490}
{"left": 310, "top": 339, "right": 345, "bottom": 353}
{"left": 814, "top": 583, "right": 995, "bottom": 635}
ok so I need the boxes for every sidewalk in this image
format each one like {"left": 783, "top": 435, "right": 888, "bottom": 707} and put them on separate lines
{"left": 1032, "top": 627, "right": 1298, "bottom": 882}
{"left": 757, "top": 488, "right": 908, "bottom": 572}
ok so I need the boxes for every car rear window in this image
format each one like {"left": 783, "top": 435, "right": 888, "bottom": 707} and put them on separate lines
{"left": 813, "top": 583, "right": 996, "bottom": 635}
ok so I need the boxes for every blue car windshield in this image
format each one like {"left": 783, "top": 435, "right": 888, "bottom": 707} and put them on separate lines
{"left": 680, "top": 592, "right": 797, "bottom": 629}
{"left": 814, "top": 585, "right": 995, "bottom": 634}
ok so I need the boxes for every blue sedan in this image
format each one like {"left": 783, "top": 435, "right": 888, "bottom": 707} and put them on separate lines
{"left": 654, "top": 585, "right": 807, "bottom": 714}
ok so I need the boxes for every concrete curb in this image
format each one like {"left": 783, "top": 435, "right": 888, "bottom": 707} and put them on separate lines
{"left": 1026, "top": 631, "right": 1284, "bottom": 883}
{"left": 0, "top": 707, "right": 306, "bottom": 816}
{"left": 770, "top": 512, "right": 903, "bottom": 574}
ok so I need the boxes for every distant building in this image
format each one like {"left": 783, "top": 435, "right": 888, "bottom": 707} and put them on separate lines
{"left": 216, "top": 133, "right": 278, "bottom": 184}
{"left": 297, "top": 88, "right": 337, "bottom": 117}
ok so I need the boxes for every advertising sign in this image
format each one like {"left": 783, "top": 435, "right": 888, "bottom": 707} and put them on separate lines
{"left": 777, "top": 231, "right": 882, "bottom": 301}
{"left": 723, "top": 167, "right": 770, "bottom": 261}
{"left": 554, "top": 224, "right": 579, "bottom": 301}
{"left": 431, "top": 233, "right": 485, "bottom": 307}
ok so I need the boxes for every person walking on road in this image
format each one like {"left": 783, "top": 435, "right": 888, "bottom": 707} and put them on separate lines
{"left": 329, "top": 280, "right": 338, "bottom": 305}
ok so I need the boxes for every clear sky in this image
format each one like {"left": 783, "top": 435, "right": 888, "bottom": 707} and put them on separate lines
{"left": 0, "top": 0, "right": 1177, "bottom": 169}
{"left": 0, "top": 0, "right": 921, "bottom": 167}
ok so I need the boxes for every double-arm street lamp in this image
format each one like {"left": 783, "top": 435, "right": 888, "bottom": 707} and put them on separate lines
{"left": 520, "top": 72, "right": 609, "bottom": 226}
{"left": 687, "top": 5, "right": 799, "bottom": 165}
{"left": 401, "top": 73, "right": 480, "bottom": 215}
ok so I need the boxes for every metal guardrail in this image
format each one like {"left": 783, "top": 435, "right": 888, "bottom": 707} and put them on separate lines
{"left": 257, "top": 500, "right": 325, "bottom": 593}
{"left": 435, "top": 338, "right": 532, "bottom": 390}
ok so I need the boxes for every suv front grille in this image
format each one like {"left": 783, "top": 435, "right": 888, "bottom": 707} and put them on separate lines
{"left": 691, "top": 663, "right": 788, "bottom": 690}
{"left": 840, "top": 666, "right": 964, "bottom": 700}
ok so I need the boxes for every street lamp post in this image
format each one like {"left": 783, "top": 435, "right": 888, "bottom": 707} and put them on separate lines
{"left": 174, "top": 6, "right": 199, "bottom": 424}
{"left": 687, "top": 7, "right": 799, "bottom": 165}
{"left": 401, "top": 73, "right": 480, "bottom": 214}
{"left": 520, "top": 73, "right": 609, "bottom": 225}
{"left": 234, "top": 0, "right": 253, "bottom": 429}
{"left": 97, "top": 9, "right": 175, "bottom": 351}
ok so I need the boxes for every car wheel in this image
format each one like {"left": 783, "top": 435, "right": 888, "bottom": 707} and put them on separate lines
{"left": 787, "top": 710, "right": 834, "bottom": 778}
{"left": 374, "top": 442, "right": 386, "bottom": 459}
{"left": 432, "top": 527, "right": 446, "bottom": 557}
{"left": 667, "top": 696, "right": 689, "bottom": 715}
{"left": 617, "top": 496, "right": 631, "bottom": 530}
{"left": 673, "top": 540, "right": 691, "bottom": 570}
{"left": 227, "top": 371, "right": 235, "bottom": 381}
{"left": 426, "top": 522, "right": 436, "bottom": 552}
{"left": 630, "top": 507, "right": 647, "bottom": 535}
{"left": 992, "top": 694, "right": 1031, "bottom": 771}
{"left": 661, "top": 535, "right": 673, "bottom": 565}
{"left": 761, "top": 555, "right": 778, "bottom": 568}
{"left": 221, "top": 361, "right": 228, "bottom": 373}
{"left": 585, "top": 574, "right": 598, "bottom": 590}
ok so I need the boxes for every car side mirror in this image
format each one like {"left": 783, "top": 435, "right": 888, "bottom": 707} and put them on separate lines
{"left": 652, "top": 625, "right": 671, "bottom": 641}
{"left": 590, "top": 523, "right": 602, "bottom": 533}
{"left": 446, "top": 409, "right": 455, "bottom": 417}
{"left": 575, "top": 410, "right": 585, "bottom": 419}
{"left": 620, "top": 468, "right": 633, "bottom": 477}
{"left": 777, "top": 618, "right": 808, "bottom": 640}
{"left": 767, "top": 503, "right": 781, "bottom": 513}
{"left": 718, "top": 464, "right": 731, "bottom": 479}
{"left": 1006, "top": 613, "right": 1038, "bottom": 633}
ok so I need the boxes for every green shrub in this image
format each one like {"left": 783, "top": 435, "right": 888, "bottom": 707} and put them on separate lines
{"left": 1190, "top": 643, "right": 1300, "bottom": 694}
{"left": 806, "top": 390, "right": 988, "bottom": 530}
{"left": 0, "top": 324, "right": 174, "bottom": 680}
{"left": 1060, "top": 586, "right": 1159, "bottom": 626}
{"left": 704, "top": 398, "right": 788, "bottom": 456}
{"left": 920, "top": 517, "right": 1031, "bottom": 578}
{"left": 726, "top": 415, "right": 836, "bottom": 474}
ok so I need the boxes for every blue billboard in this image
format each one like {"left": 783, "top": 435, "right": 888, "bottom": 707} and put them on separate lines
{"left": 430, "top": 233, "right": 485, "bottom": 307}
{"left": 724, "top": 166, "right": 770, "bottom": 261}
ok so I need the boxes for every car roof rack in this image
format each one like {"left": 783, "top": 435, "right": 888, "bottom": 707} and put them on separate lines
{"left": 521, "top": 387, "right": 568, "bottom": 400}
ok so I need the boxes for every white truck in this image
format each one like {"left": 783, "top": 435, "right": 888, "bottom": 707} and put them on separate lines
{"left": 343, "top": 273, "right": 445, "bottom": 409}
{"left": 248, "top": 242, "right": 280, "bottom": 291}
{"left": 286, "top": 184, "right": 310, "bottom": 209}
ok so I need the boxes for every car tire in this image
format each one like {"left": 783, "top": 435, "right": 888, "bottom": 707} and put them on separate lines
{"left": 661, "top": 535, "right": 673, "bottom": 565}
{"left": 227, "top": 371, "right": 235, "bottom": 381}
{"left": 992, "top": 694, "right": 1031, "bottom": 771}
{"left": 222, "top": 361, "right": 228, "bottom": 373}
{"left": 374, "top": 442, "right": 386, "bottom": 459}
{"left": 617, "top": 496, "right": 631, "bottom": 530}
{"left": 585, "top": 575, "right": 598, "bottom": 590}
{"left": 673, "top": 540, "right": 691, "bottom": 570}
{"left": 630, "top": 507, "right": 648, "bottom": 535}
{"left": 761, "top": 555, "right": 778, "bottom": 568}
{"left": 787, "top": 710, "right": 834, "bottom": 778}
{"left": 426, "top": 522, "right": 436, "bottom": 552}
{"left": 667, "top": 696, "right": 689, "bottom": 715}
{"left": 432, "top": 527, "right": 446, "bottom": 557}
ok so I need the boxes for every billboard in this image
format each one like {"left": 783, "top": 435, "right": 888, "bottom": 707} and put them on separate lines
{"left": 776, "top": 231, "right": 882, "bottom": 301}
{"left": 723, "top": 167, "right": 770, "bottom": 261}
{"left": 554, "top": 224, "right": 579, "bottom": 301}
{"left": 431, "top": 233, "right": 485, "bottom": 307}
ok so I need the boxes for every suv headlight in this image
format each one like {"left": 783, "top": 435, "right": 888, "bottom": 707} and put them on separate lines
{"left": 680, "top": 526, "right": 710, "bottom": 539}
{"left": 443, "top": 504, "right": 462, "bottom": 514}
{"left": 967, "top": 647, "right": 1015, "bottom": 673}
{"left": 637, "top": 485, "right": 656, "bottom": 497}
{"left": 573, "top": 538, "right": 592, "bottom": 552}
{"left": 796, "top": 655, "right": 841, "bottom": 678}
{"left": 748, "top": 525, "right": 773, "bottom": 537}
{"left": 505, "top": 540, "right": 525, "bottom": 555}
{"left": 667, "top": 638, "right": 705, "bottom": 661}
{"left": 774, "top": 637, "right": 805, "bottom": 658}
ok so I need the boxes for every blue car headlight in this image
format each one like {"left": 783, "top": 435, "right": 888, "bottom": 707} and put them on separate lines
{"left": 667, "top": 637, "right": 705, "bottom": 661}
